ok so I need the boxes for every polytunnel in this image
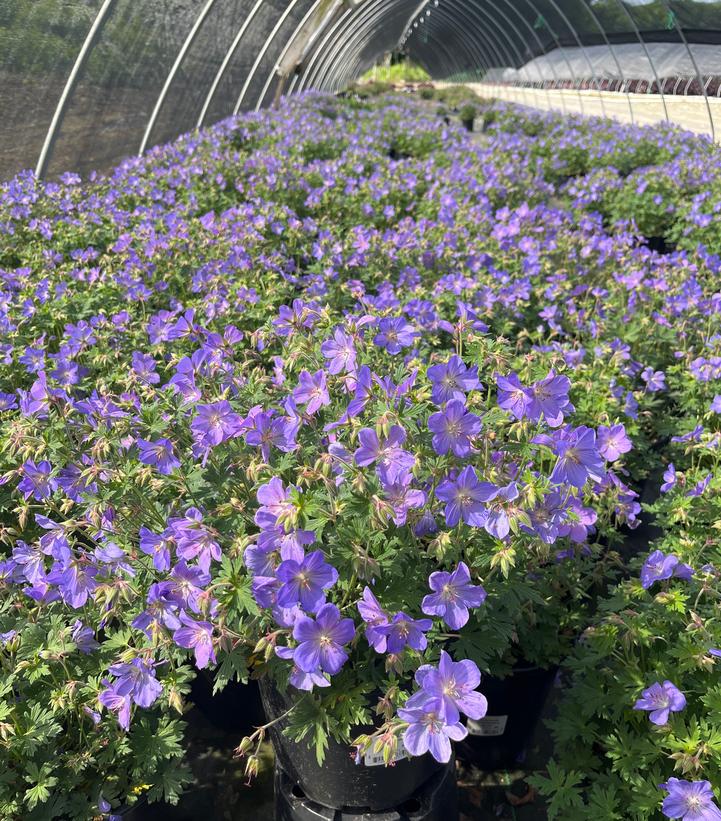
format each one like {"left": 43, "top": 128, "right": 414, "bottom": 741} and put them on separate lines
{"left": 2, "top": 0, "right": 721, "bottom": 180}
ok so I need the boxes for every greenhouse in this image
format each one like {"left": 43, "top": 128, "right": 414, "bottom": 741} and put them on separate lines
{"left": 4, "top": 2, "right": 721, "bottom": 820}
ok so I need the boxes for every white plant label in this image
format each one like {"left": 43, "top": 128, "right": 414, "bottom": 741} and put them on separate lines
{"left": 467, "top": 715, "right": 508, "bottom": 737}
{"left": 363, "top": 738, "right": 409, "bottom": 767}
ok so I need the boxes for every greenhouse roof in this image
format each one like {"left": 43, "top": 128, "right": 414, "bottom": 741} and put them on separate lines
{"left": 2, "top": 0, "right": 721, "bottom": 179}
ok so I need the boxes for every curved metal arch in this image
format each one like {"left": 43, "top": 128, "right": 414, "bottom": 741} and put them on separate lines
{"left": 331, "top": 2, "right": 487, "bottom": 92}
{"left": 324, "top": 2, "right": 485, "bottom": 94}
{"left": 294, "top": 3, "right": 356, "bottom": 92}
{"left": 539, "top": 0, "right": 608, "bottom": 117}
{"left": 400, "top": 12, "right": 485, "bottom": 83}
{"left": 335, "top": 5, "right": 486, "bottom": 92}
{"left": 303, "top": 0, "right": 400, "bottom": 92}
{"left": 36, "top": 0, "right": 117, "bottom": 178}
{"left": 578, "top": 0, "right": 634, "bottom": 122}
{"left": 195, "top": 0, "right": 266, "bottom": 129}
{"left": 402, "top": 0, "right": 533, "bottom": 107}
{"left": 255, "top": 0, "right": 325, "bottom": 110}
{"left": 138, "top": 0, "right": 218, "bottom": 155}
{"left": 657, "top": 0, "right": 714, "bottom": 139}
{"left": 232, "top": 0, "right": 306, "bottom": 114}
{"left": 488, "top": 0, "right": 561, "bottom": 113}
{"left": 433, "top": 0, "right": 537, "bottom": 105}
{"left": 610, "top": 0, "right": 669, "bottom": 122}
{"left": 335, "top": 10, "right": 475, "bottom": 91}
{"left": 515, "top": 0, "right": 586, "bottom": 115}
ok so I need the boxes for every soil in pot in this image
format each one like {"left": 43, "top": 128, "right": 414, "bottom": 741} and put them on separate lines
{"left": 260, "top": 678, "right": 444, "bottom": 812}
{"left": 456, "top": 665, "right": 557, "bottom": 771}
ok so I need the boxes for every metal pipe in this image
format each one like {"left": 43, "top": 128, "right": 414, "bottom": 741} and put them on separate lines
{"left": 196, "top": 0, "right": 266, "bottom": 129}
{"left": 139, "top": 0, "right": 218, "bottom": 155}
{"left": 36, "top": 0, "right": 117, "bottom": 177}
{"left": 296, "top": 4, "right": 355, "bottom": 92}
{"left": 233, "top": 0, "right": 305, "bottom": 114}
{"left": 255, "top": 0, "right": 324, "bottom": 109}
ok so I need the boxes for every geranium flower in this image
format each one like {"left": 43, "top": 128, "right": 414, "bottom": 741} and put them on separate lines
{"left": 292, "top": 603, "right": 355, "bottom": 675}
{"left": 406, "top": 650, "right": 487, "bottom": 720}
{"left": 173, "top": 612, "right": 215, "bottom": 669}
{"left": 354, "top": 425, "right": 415, "bottom": 481}
{"left": 373, "top": 317, "right": 418, "bottom": 354}
{"left": 378, "top": 612, "right": 432, "bottom": 653}
{"left": 293, "top": 369, "right": 330, "bottom": 415}
{"left": 660, "top": 778, "right": 721, "bottom": 820}
{"left": 597, "top": 424, "right": 632, "bottom": 462}
{"left": 550, "top": 427, "right": 605, "bottom": 488}
{"left": 397, "top": 702, "right": 467, "bottom": 763}
{"left": 357, "top": 586, "right": 389, "bottom": 652}
{"left": 634, "top": 680, "right": 686, "bottom": 725}
{"left": 136, "top": 438, "right": 180, "bottom": 475}
{"left": 661, "top": 463, "right": 677, "bottom": 493}
{"left": 427, "top": 356, "right": 480, "bottom": 404}
{"left": 276, "top": 550, "right": 338, "bottom": 612}
{"left": 321, "top": 328, "right": 357, "bottom": 374}
{"left": 421, "top": 562, "right": 486, "bottom": 629}
{"left": 641, "top": 549, "right": 693, "bottom": 589}
{"left": 435, "top": 465, "right": 498, "bottom": 527}
{"left": 17, "top": 460, "right": 57, "bottom": 501}
{"left": 428, "top": 400, "right": 481, "bottom": 457}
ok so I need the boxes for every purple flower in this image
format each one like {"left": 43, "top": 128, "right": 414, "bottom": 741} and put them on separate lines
{"left": 357, "top": 586, "right": 389, "bottom": 652}
{"left": 98, "top": 679, "right": 132, "bottom": 730}
{"left": 483, "top": 482, "right": 519, "bottom": 540}
{"left": 275, "top": 645, "right": 330, "bottom": 691}
{"left": 170, "top": 508, "right": 221, "bottom": 572}
{"left": 406, "top": 650, "right": 487, "bottom": 720}
{"left": 641, "top": 549, "right": 693, "bottom": 589}
{"left": 597, "top": 424, "right": 632, "bottom": 462}
{"left": 373, "top": 317, "right": 418, "bottom": 354}
{"left": 428, "top": 400, "right": 481, "bottom": 457}
{"left": 131, "top": 351, "right": 160, "bottom": 384}
{"left": 688, "top": 475, "right": 712, "bottom": 498}
{"left": 661, "top": 463, "right": 677, "bottom": 493}
{"left": 17, "top": 460, "right": 57, "bottom": 501}
{"left": 526, "top": 372, "right": 572, "bottom": 427}
{"left": 292, "top": 603, "right": 355, "bottom": 675}
{"left": 173, "top": 612, "right": 215, "bottom": 668}
{"left": 496, "top": 372, "right": 530, "bottom": 420}
{"left": 321, "top": 328, "right": 357, "bottom": 374}
{"left": 107, "top": 658, "right": 162, "bottom": 709}
{"left": 47, "top": 556, "right": 98, "bottom": 608}
{"left": 378, "top": 467, "right": 426, "bottom": 526}
{"left": 634, "top": 680, "right": 686, "bottom": 725}
{"left": 169, "top": 561, "right": 210, "bottom": 613}
{"left": 550, "top": 428, "right": 605, "bottom": 488}
{"left": 139, "top": 526, "right": 173, "bottom": 572}
{"left": 660, "top": 779, "right": 721, "bottom": 820}
{"left": 397, "top": 702, "right": 467, "bottom": 763}
{"left": 136, "top": 438, "right": 180, "bottom": 475}
{"left": 191, "top": 400, "right": 244, "bottom": 450}
{"left": 293, "top": 370, "right": 330, "bottom": 415}
{"left": 642, "top": 368, "right": 667, "bottom": 393}
{"left": 711, "top": 396, "right": 721, "bottom": 415}
{"left": 71, "top": 620, "right": 99, "bottom": 654}
{"left": 435, "top": 466, "right": 498, "bottom": 528}
{"left": 427, "top": 356, "right": 480, "bottom": 404}
{"left": 244, "top": 411, "right": 298, "bottom": 463}
{"left": 354, "top": 425, "right": 415, "bottom": 481}
{"left": 421, "top": 562, "right": 486, "bottom": 629}
{"left": 255, "top": 477, "right": 295, "bottom": 529}
{"left": 379, "top": 612, "right": 433, "bottom": 654}
{"left": 276, "top": 550, "right": 338, "bottom": 612}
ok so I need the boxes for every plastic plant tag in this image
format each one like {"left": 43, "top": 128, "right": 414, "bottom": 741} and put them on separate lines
{"left": 466, "top": 715, "right": 508, "bottom": 737}
{"left": 363, "top": 738, "right": 409, "bottom": 767}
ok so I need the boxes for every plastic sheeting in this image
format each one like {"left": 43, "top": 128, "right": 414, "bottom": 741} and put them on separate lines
{"left": 497, "top": 42, "right": 721, "bottom": 82}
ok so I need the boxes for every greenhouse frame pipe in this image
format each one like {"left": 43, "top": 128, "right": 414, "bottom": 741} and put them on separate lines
{"left": 326, "top": 2, "right": 483, "bottom": 92}
{"left": 540, "top": 0, "right": 607, "bottom": 117}
{"left": 439, "top": 0, "right": 539, "bottom": 105}
{"left": 139, "top": 0, "right": 218, "bottom": 155}
{"left": 255, "top": 0, "right": 325, "bottom": 110}
{"left": 492, "top": 0, "right": 564, "bottom": 113}
{"left": 398, "top": 14, "right": 483, "bottom": 84}
{"left": 232, "top": 0, "right": 305, "bottom": 114}
{"left": 294, "top": 3, "right": 355, "bottom": 92}
{"left": 516, "top": 0, "right": 586, "bottom": 115}
{"left": 579, "top": 0, "right": 634, "bottom": 122}
{"left": 297, "top": 1, "right": 367, "bottom": 91}
{"left": 610, "top": 0, "right": 669, "bottom": 122}
{"left": 307, "top": 0, "right": 403, "bottom": 91}
{"left": 657, "top": 0, "right": 714, "bottom": 139}
{"left": 36, "top": 0, "right": 116, "bottom": 178}
{"left": 336, "top": 14, "right": 472, "bottom": 91}
{"left": 410, "top": 1, "right": 533, "bottom": 105}
{"left": 336, "top": 2, "right": 487, "bottom": 91}
{"left": 196, "top": 0, "right": 266, "bottom": 129}
{"left": 401, "top": 0, "right": 433, "bottom": 44}
{"left": 336, "top": 7, "right": 486, "bottom": 92}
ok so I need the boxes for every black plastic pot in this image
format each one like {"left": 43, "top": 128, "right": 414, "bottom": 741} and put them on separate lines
{"left": 274, "top": 758, "right": 458, "bottom": 821}
{"left": 261, "top": 679, "right": 444, "bottom": 812}
{"left": 456, "top": 665, "right": 557, "bottom": 771}
{"left": 190, "top": 669, "right": 264, "bottom": 734}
